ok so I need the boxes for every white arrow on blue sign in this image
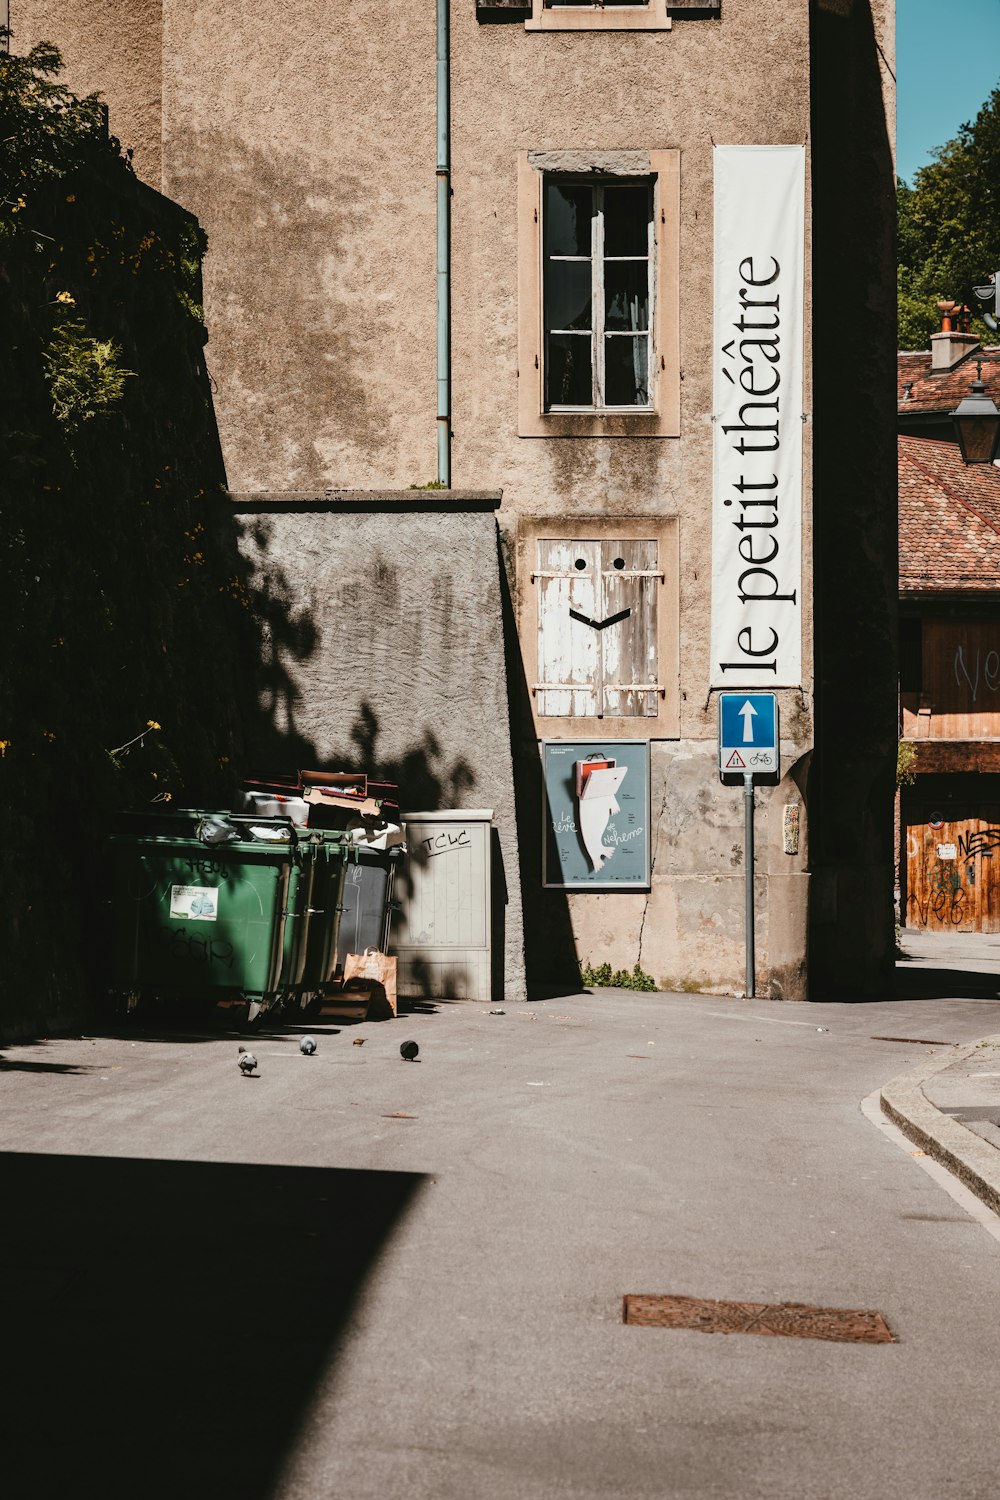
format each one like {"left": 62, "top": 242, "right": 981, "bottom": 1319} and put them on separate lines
{"left": 719, "top": 692, "right": 779, "bottom": 774}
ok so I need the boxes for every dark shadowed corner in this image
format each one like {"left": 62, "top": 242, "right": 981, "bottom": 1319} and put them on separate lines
{"left": 497, "top": 529, "right": 581, "bottom": 997}
{"left": 0, "top": 1152, "right": 426, "bottom": 1500}
{"left": 808, "top": 0, "right": 898, "bottom": 998}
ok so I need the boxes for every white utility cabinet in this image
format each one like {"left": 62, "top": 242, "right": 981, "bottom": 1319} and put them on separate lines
{"left": 392, "top": 810, "right": 493, "bottom": 1001}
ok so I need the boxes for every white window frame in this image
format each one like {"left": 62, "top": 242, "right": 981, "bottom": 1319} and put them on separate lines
{"left": 526, "top": 0, "right": 671, "bottom": 31}
{"left": 544, "top": 179, "right": 654, "bottom": 414}
{"left": 517, "top": 150, "right": 680, "bottom": 439}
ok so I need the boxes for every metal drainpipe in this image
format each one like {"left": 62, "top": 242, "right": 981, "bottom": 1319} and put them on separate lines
{"left": 436, "top": 0, "right": 451, "bottom": 487}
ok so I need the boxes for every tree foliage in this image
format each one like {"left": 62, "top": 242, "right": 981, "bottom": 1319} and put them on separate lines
{"left": 0, "top": 29, "right": 258, "bottom": 1031}
{"left": 0, "top": 27, "right": 116, "bottom": 215}
{"left": 899, "top": 84, "right": 1000, "bottom": 349}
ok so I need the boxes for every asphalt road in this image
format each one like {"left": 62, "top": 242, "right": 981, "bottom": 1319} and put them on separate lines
{"left": 4, "top": 948, "right": 1000, "bottom": 1499}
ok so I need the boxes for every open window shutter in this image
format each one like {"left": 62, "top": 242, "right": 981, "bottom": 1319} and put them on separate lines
{"left": 601, "top": 540, "right": 658, "bottom": 718}
{"left": 536, "top": 540, "right": 600, "bottom": 717}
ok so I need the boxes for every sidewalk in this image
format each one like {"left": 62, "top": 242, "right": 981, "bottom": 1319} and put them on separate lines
{"left": 881, "top": 929, "right": 1000, "bottom": 1216}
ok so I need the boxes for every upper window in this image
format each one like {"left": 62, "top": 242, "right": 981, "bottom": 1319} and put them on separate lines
{"left": 526, "top": 0, "right": 671, "bottom": 29}
{"left": 517, "top": 150, "right": 679, "bottom": 438}
{"left": 544, "top": 180, "right": 653, "bottom": 412}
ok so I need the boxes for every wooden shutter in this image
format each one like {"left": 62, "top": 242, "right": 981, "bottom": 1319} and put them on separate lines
{"left": 536, "top": 537, "right": 659, "bottom": 719}
{"left": 537, "top": 539, "right": 600, "bottom": 717}
{"left": 601, "top": 539, "right": 658, "bottom": 718}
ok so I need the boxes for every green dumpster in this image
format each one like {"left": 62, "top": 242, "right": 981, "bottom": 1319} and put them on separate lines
{"left": 110, "top": 812, "right": 303, "bottom": 1022}
{"left": 278, "top": 829, "right": 352, "bottom": 1010}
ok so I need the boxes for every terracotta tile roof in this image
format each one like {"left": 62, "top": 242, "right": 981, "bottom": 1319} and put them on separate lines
{"left": 899, "top": 436, "right": 1000, "bottom": 592}
{"left": 898, "top": 347, "right": 1000, "bottom": 414}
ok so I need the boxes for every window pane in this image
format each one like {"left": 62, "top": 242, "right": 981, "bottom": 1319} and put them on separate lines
{"left": 545, "top": 183, "right": 592, "bottom": 257}
{"left": 602, "top": 183, "right": 651, "bottom": 257}
{"left": 547, "top": 333, "right": 593, "bottom": 406}
{"left": 604, "top": 262, "right": 648, "bottom": 331}
{"left": 604, "top": 336, "right": 649, "bottom": 406}
{"left": 545, "top": 259, "right": 592, "bottom": 331}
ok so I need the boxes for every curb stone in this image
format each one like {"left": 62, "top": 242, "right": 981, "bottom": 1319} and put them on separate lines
{"left": 880, "top": 1033, "right": 1000, "bottom": 1218}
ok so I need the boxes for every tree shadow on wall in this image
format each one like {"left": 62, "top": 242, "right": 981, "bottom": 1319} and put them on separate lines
{"left": 344, "top": 701, "right": 476, "bottom": 811}
{"left": 166, "top": 124, "right": 391, "bottom": 489}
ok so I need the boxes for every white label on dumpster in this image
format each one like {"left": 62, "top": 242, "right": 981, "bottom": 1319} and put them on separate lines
{"left": 170, "top": 885, "right": 219, "bottom": 921}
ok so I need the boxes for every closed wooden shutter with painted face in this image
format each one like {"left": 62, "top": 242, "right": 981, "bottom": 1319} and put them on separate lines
{"left": 536, "top": 538, "right": 660, "bottom": 718}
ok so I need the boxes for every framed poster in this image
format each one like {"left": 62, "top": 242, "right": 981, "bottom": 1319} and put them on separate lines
{"left": 542, "top": 739, "right": 651, "bottom": 890}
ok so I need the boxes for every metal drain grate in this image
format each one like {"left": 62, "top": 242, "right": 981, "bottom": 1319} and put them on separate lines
{"left": 623, "top": 1294, "right": 895, "bottom": 1344}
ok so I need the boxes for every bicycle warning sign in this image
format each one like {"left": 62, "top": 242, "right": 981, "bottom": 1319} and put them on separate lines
{"left": 719, "top": 693, "right": 779, "bottom": 778}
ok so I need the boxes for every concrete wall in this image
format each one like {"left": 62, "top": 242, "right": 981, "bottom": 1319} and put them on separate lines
{"left": 9, "top": 2, "right": 901, "bottom": 999}
{"left": 231, "top": 495, "right": 526, "bottom": 1002}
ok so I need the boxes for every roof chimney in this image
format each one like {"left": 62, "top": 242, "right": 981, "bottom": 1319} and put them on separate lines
{"left": 932, "top": 302, "right": 979, "bottom": 371}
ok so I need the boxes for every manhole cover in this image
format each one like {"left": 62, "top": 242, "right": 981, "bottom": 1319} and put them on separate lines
{"left": 623, "top": 1294, "right": 895, "bottom": 1344}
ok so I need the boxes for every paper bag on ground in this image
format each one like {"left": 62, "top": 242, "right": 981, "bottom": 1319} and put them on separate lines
{"left": 343, "top": 948, "right": 397, "bottom": 1017}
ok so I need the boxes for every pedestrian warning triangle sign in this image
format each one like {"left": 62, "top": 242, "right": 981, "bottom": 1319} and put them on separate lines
{"left": 725, "top": 751, "right": 746, "bottom": 770}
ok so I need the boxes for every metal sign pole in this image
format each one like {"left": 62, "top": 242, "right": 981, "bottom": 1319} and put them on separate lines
{"left": 719, "top": 693, "right": 775, "bottom": 1001}
{"left": 743, "top": 772, "right": 755, "bottom": 999}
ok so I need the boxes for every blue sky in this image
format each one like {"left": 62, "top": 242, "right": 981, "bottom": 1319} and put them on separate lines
{"left": 898, "top": 0, "right": 1000, "bottom": 182}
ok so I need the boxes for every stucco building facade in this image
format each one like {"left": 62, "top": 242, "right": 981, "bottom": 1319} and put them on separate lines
{"left": 14, "top": 1, "right": 898, "bottom": 999}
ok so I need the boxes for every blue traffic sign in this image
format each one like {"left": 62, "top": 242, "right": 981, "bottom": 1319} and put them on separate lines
{"left": 719, "top": 693, "right": 778, "bottom": 775}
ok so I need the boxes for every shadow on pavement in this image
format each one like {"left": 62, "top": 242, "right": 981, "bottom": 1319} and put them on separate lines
{"left": 0, "top": 1056, "right": 95, "bottom": 1074}
{"left": 894, "top": 963, "right": 1000, "bottom": 1003}
{"left": 1, "top": 1151, "right": 426, "bottom": 1500}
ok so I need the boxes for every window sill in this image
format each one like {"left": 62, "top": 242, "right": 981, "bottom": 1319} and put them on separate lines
{"left": 525, "top": 2, "right": 671, "bottom": 30}
{"left": 519, "top": 408, "right": 675, "bottom": 438}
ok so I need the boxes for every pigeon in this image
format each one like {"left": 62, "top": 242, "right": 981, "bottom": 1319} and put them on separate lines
{"left": 237, "top": 1046, "right": 257, "bottom": 1076}
{"left": 300, "top": 1036, "right": 317, "bottom": 1055}
{"left": 400, "top": 1040, "right": 419, "bottom": 1062}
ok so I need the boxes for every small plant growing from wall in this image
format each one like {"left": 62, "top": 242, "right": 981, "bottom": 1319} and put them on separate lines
{"left": 896, "top": 741, "right": 917, "bottom": 788}
{"left": 581, "top": 959, "right": 658, "bottom": 992}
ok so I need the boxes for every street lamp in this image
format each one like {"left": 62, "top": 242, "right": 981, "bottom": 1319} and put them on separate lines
{"left": 950, "top": 360, "right": 1000, "bottom": 465}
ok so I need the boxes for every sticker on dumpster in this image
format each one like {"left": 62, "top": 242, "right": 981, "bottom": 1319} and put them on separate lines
{"left": 170, "top": 885, "right": 219, "bottom": 921}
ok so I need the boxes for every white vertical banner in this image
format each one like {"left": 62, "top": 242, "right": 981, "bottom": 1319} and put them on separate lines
{"left": 711, "top": 145, "right": 804, "bottom": 688}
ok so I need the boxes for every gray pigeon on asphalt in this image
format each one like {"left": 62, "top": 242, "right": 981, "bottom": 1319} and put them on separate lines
{"left": 400, "top": 1040, "right": 419, "bottom": 1062}
{"left": 238, "top": 1046, "right": 257, "bottom": 1076}
{"left": 300, "top": 1035, "right": 317, "bottom": 1054}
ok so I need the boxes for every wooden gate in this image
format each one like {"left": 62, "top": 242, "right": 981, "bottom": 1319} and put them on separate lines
{"left": 904, "top": 807, "right": 1000, "bottom": 932}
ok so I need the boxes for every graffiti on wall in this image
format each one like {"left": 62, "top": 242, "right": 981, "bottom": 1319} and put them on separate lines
{"left": 905, "top": 820, "right": 1000, "bottom": 933}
